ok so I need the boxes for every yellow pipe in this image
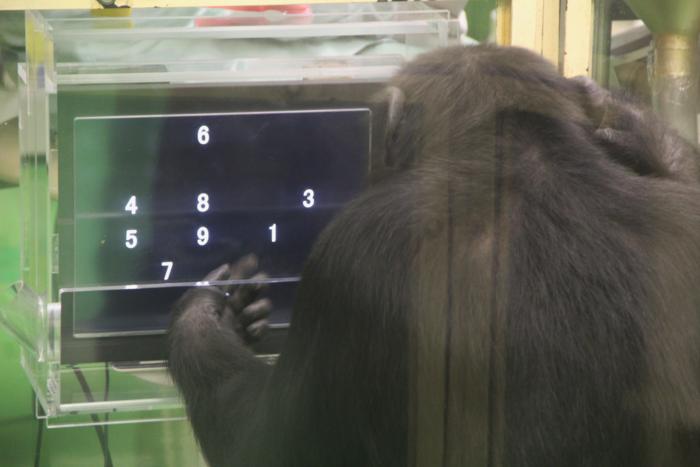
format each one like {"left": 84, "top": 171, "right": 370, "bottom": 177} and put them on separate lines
{"left": 496, "top": 0, "right": 512, "bottom": 46}
{"left": 652, "top": 33, "right": 698, "bottom": 143}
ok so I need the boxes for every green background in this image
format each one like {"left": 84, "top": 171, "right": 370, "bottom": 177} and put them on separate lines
{"left": 0, "top": 187, "right": 207, "bottom": 466}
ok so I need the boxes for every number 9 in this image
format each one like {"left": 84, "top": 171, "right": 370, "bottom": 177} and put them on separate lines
{"left": 197, "top": 226, "right": 209, "bottom": 246}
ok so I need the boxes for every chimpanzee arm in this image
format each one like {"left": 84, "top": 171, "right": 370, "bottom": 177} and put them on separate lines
{"left": 168, "top": 257, "right": 272, "bottom": 467}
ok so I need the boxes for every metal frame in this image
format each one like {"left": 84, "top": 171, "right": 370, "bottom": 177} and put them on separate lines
{"left": 510, "top": 0, "right": 561, "bottom": 66}
{"left": 562, "top": 0, "right": 595, "bottom": 76}
{"left": 500, "top": 0, "right": 595, "bottom": 77}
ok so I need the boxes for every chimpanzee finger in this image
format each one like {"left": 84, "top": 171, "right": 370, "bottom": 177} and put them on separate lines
{"left": 198, "top": 264, "right": 238, "bottom": 302}
{"left": 216, "top": 254, "right": 260, "bottom": 296}
{"left": 228, "top": 254, "right": 259, "bottom": 280}
{"left": 239, "top": 298, "right": 272, "bottom": 327}
{"left": 229, "top": 273, "right": 269, "bottom": 312}
{"left": 202, "top": 263, "right": 231, "bottom": 283}
{"left": 245, "top": 319, "right": 269, "bottom": 341}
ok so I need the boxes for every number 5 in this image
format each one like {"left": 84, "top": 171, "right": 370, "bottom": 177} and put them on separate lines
{"left": 125, "top": 229, "right": 138, "bottom": 249}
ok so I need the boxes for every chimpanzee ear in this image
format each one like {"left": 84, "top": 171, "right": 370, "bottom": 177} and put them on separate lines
{"left": 569, "top": 75, "right": 609, "bottom": 129}
{"left": 380, "top": 85, "right": 406, "bottom": 169}
{"left": 385, "top": 86, "right": 406, "bottom": 137}
{"left": 570, "top": 76, "right": 672, "bottom": 178}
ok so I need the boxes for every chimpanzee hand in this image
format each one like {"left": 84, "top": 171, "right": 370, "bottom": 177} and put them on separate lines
{"left": 172, "top": 254, "right": 272, "bottom": 346}
{"left": 207, "top": 254, "right": 272, "bottom": 343}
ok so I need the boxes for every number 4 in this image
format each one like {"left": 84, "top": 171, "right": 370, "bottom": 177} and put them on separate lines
{"left": 125, "top": 195, "right": 138, "bottom": 215}
{"left": 161, "top": 261, "right": 173, "bottom": 280}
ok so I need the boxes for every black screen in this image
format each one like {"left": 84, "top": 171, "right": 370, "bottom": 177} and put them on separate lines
{"left": 68, "top": 109, "right": 370, "bottom": 337}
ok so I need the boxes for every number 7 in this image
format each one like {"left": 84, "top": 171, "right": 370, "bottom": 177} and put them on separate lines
{"left": 161, "top": 261, "right": 174, "bottom": 280}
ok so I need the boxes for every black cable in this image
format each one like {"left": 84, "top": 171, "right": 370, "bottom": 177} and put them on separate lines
{"left": 441, "top": 142, "right": 455, "bottom": 467}
{"left": 33, "top": 416, "right": 43, "bottom": 467}
{"left": 486, "top": 112, "right": 507, "bottom": 467}
{"left": 103, "top": 363, "right": 110, "bottom": 453}
{"left": 72, "top": 367, "right": 114, "bottom": 467}
{"left": 33, "top": 393, "right": 43, "bottom": 467}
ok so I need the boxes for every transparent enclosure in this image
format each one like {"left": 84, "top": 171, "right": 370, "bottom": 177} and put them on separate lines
{"left": 594, "top": 0, "right": 699, "bottom": 145}
{"left": 0, "top": 3, "right": 462, "bottom": 426}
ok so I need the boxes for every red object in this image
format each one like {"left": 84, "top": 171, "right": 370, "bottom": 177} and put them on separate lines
{"left": 195, "top": 5, "right": 313, "bottom": 27}
{"left": 216, "top": 5, "right": 310, "bottom": 13}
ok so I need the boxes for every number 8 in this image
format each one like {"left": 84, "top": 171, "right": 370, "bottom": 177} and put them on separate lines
{"left": 197, "top": 193, "right": 210, "bottom": 212}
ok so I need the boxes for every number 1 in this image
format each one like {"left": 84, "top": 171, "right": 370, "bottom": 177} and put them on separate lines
{"left": 269, "top": 223, "right": 277, "bottom": 243}
{"left": 161, "top": 261, "right": 173, "bottom": 280}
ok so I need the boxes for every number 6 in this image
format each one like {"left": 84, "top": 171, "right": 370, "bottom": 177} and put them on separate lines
{"left": 197, "top": 125, "right": 210, "bottom": 145}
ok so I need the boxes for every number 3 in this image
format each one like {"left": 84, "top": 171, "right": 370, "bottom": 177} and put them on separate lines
{"left": 302, "top": 188, "right": 315, "bottom": 208}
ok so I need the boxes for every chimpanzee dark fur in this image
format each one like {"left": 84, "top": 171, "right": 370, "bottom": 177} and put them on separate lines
{"left": 169, "top": 45, "right": 700, "bottom": 467}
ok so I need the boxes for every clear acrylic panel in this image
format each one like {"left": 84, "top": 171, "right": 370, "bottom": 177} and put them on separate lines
{"left": 596, "top": 0, "right": 699, "bottom": 144}
{"left": 4, "top": 2, "right": 462, "bottom": 425}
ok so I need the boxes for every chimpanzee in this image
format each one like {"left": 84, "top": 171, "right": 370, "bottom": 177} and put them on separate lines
{"left": 168, "top": 45, "right": 700, "bottom": 467}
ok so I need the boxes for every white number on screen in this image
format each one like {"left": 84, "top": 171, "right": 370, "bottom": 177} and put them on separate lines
{"left": 125, "top": 195, "right": 138, "bottom": 215}
{"left": 197, "top": 193, "right": 210, "bottom": 213}
{"left": 197, "top": 125, "right": 210, "bottom": 145}
{"left": 161, "top": 261, "right": 173, "bottom": 280}
{"left": 197, "top": 226, "right": 209, "bottom": 246}
{"left": 269, "top": 223, "right": 277, "bottom": 243}
{"left": 302, "top": 189, "right": 315, "bottom": 208}
{"left": 125, "top": 229, "right": 138, "bottom": 249}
